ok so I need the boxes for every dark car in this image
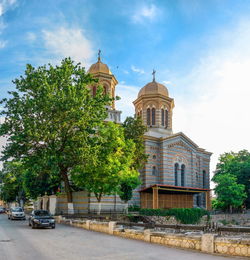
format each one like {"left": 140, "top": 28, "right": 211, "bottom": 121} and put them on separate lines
{"left": 29, "top": 210, "right": 55, "bottom": 229}
{"left": 0, "top": 207, "right": 5, "bottom": 214}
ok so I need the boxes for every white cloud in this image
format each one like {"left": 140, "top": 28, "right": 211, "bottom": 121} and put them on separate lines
{"left": 116, "top": 84, "right": 139, "bottom": 121}
{"left": 0, "top": 40, "right": 6, "bottom": 48}
{"left": 172, "top": 18, "right": 250, "bottom": 181}
{"left": 0, "top": 4, "right": 3, "bottom": 16}
{"left": 162, "top": 80, "right": 171, "bottom": 85}
{"left": 132, "top": 4, "right": 159, "bottom": 24}
{"left": 131, "top": 65, "right": 145, "bottom": 74}
{"left": 42, "top": 27, "right": 94, "bottom": 67}
{"left": 0, "top": 0, "right": 17, "bottom": 49}
{"left": 122, "top": 69, "right": 129, "bottom": 74}
{"left": 0, "top": 0, "right": 16, "bottom": 17}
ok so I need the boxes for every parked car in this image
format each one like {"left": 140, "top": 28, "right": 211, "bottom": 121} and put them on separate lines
{"left": 8, "top": 207, "right": 26, "bottom": 220}
{"left": 0, "top": 207, "right": 5, "bottom": 214}
{"left": 29, "top": 210, "right": 55, "bottom": 229}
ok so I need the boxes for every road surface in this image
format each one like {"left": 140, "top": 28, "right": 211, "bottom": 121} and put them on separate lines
{"left": 0, "top": 214, "right": 241, "bottom": 260}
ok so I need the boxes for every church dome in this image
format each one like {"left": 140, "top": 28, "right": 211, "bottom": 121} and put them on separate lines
{"left": 138, "top": 81, "right": 169, "bottom": 98}
{"left": 88, "top": 54, "right": 112, "bottom": 75}
{"left": 88, "top": 61, "right": 112, "bottom": 74}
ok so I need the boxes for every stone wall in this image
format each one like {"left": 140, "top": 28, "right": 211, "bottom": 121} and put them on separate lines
{"left": 211, "top": 213, "right": 250, "bottom": 226}
{"left": 215, "top": 237, "right": 250, "bottom": 257}
{"left": 55, "top": 217, "right": 250, "bottom": 257}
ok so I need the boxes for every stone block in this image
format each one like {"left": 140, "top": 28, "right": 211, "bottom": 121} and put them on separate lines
{"left": 86, "top": 220, "right": 90, "bottom": 230}
{"left": 108, "top": 221, "right": 116, "bottom": 235}
{"left": 144, "top": 229, "right": 151, "bottom": 242}
{"left": 201, "top": 234, "right": 216, "bottom": 253}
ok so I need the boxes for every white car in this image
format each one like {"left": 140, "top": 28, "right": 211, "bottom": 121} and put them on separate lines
{"left": 8, "top": 207, "right": 26, "bottom": 220}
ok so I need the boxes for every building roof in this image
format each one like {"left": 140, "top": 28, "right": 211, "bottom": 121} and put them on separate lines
{"left": 138, "top": 81, "right": 169, "bottom": 98}
{"left": 140, "top": 184, "right": 210, "bottom": 194}
{"left": 88, "top": 59, "right": 112, "bottom": 75}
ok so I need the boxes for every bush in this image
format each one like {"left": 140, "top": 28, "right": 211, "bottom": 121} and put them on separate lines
{"left": 128, "top": 205, "right": 140, "bottom": 212}
{"left": 139, "top": 208, "right": 210, "bottom": 224}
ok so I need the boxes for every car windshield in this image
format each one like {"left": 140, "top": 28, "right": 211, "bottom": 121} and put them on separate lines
{"left": 12, "top": 208, "right": 23, "bottom": 212}
{"left": 34, "top": 210, "right": 50, "bottom": 216}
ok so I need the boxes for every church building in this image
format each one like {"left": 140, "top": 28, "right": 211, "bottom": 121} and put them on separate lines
{"left": 88, "top": 53, "right": 212, "bottom": 210}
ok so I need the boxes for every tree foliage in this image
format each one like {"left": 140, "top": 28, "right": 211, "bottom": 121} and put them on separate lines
{"left": 212, "top": 173, "right": 247, "bottom": 211}
{"left": 72, "top": 122, "right": 139, "bottom": 205}
{"left": 0, "top": 161, "right": 26, "bottom": 203}
{"left": 123, "top": 116, "right": 147, "bottom": 169}
{"left": 213, "top": 150, "right": 250, "bottom": 208}
{"left": 0, "top": 58, "right": 111, "bottom": 202}
{"left": 118, "top": 176, "right": 140, "bottom": 203}
{"left": 118, "top": 116, "right": 147, "bottom": 203}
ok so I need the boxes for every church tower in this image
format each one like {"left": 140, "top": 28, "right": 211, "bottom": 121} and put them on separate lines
{"left": 88, "top": 50, "right": 121, "bottom": 123}
{"left": 133, "top": 71, "right": 174, "bottom": 138}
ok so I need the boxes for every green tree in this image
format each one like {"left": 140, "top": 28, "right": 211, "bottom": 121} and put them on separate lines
{"left": 214, "top": 150, "right": 250, "bottom": 208}
{"left": 72, "top": 122, "right": 139, "bottom": 214}
{"left": 0, "top": 161, "right": 26, "bottom": 204}
{"left": 123, "top": 116, "right": 147, "bottom": 169}
{"left": 117, "top": 117, "right": 147, "bottom": 206}
{"left": 212, "top": 173, "right": 247, "bottom": 212}
{"left": 0, "top": 58, "right": 110, "bottom": 207}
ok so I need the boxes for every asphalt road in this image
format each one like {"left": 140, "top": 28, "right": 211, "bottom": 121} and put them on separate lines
{"left": 0, "top": 214, "right": 243, "bottom": 260}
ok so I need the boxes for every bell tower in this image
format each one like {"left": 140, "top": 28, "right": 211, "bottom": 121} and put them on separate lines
{"left": 88, "top": 50, "right": 121, "bottom": 123}
{"left": 133, "top": 71, "right": 174, "bottom": 138}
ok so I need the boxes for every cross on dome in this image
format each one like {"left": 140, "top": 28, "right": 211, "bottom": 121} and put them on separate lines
{"left": 98, "top": 49, "right": 101, "bottom": 62}
{"left": 152, "top": 69, "right": 156, "bottom": 82}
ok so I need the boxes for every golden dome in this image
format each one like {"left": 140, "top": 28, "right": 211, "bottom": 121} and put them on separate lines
{"left": 88, "top": 60, "right": 112, "bottom": 75}
{"left": 138, "top": 81, "right": 169, "bottom": 98}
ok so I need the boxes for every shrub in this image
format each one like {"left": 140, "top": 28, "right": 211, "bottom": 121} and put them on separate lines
{"left": 139, "top": 208, "right": 210, "bottom": 224}
{"left": 128, "top": 205, "right": 140, "bottom": 212}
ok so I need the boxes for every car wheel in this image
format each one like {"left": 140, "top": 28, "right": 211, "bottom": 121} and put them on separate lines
{"left": 31, "top": 222, "right": 36, "bottom": 229}
{"left": 51, "top": 224, "right": 55, "bottom": 229}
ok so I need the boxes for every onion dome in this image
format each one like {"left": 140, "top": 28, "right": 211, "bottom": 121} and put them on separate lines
{"left": 88, "top": 50, "right": 112, "bottom": 75}
{"left": 138, "top": 80, "right": 169, "bottom": 98}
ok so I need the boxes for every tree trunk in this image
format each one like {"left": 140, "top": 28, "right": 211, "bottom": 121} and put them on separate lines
{"left": 60, "top": 167, "right": 72, "bottom": 203}
{"left": 95, "top": 193, "right": 102, "bottom": 215}
{"left": 124, "top": 202, "right": 128, "bottom": 214}
{"left": 97, "top": 202, "right": 102, "bottom": 215}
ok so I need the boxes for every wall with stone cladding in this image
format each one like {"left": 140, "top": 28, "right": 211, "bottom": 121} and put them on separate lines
{"left": 114, "top": 229, "right": 145, "bottom": 241}
{"left": 89, "top": 221, "right": 109, "bottom": 234}
{"left": 151, "top": 233, "right": 201, "bottom": 250}
{"left": 55, "top": 217, "right": 250, "bottom": 257}
{"left": 215, "top": 237, "right": 250, "bottom": 257}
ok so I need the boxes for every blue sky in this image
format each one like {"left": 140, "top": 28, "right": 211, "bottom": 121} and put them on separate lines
{"left": 1, "top": 0, "right": 250, "bottom": 176}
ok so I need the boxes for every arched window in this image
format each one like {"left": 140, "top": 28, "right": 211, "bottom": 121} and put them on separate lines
{"left": 147, "top": 108, "right": 151, "bottom": 125}
{"left": 152, "top": 108, "right": 156, "bottom": 125}
{"left": 174, "top": 163, "right": 178, "bottom": 186}
{"left": 165, "top": 110, "right": 168, "bottom": 128}
{"left": 103, "top": 85, "right": 107, "bottom": 95}
{"left": 152, "top": 166, "right": 157, "bottom": 176}
{"left": 92, "top": 86, "right": 97, "bottom": 96}
{"left": 181, "top": 164, "right": 185, "bottom": 186}
{"left": 161, "top": 109, "right": 164, "bottom": 126}
{"left": 203, "top": 170, "right": 206, "bottom": 188}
